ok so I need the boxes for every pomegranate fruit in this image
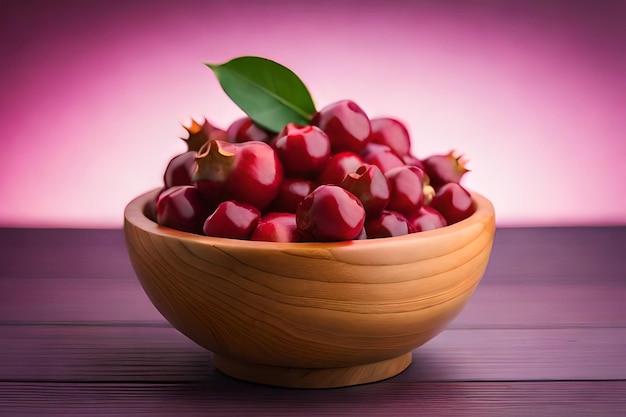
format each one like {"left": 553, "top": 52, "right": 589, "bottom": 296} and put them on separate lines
{"left": 430, "top": 182, "right": 475, "bottom": 225}
{"left": 251, "top": 212, "right": 302, "bottom": 242}
{"left": 203, "top": 200, "right": 260, "bottom": 239}
{"left": 339, "top": 164, "right": 390, "bottom": 218}
{"left": 193, "top": 139, "right": 283, "bottom": 211}
{"left": 272, "top": 123, "right": 331, "bottom": 178}
{"left": 311, "top": 100, "right": 371, "bottom": 153}
{"left": 156, "top": 185, "right": 210, "bottom": 234}
{"left": 296, "top": 185, "right": 366, "bottom": 242}
{"left": 422, "top": 151, "right": 469, "bottom": 188}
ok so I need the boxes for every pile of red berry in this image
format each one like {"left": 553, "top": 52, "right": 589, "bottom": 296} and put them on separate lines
{"left": 154, "top": 99, "right": 474, "bottom": 242}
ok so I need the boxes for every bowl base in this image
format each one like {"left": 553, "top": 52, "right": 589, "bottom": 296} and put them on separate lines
{"left": 214, "top": 352, "right": 412, "bottom": 389}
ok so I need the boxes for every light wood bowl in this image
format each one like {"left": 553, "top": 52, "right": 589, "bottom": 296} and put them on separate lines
{"left": 124, "top": 189, "right": 495, "bottom": 388}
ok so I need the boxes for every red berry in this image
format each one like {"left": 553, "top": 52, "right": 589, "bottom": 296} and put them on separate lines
{"left": 369, "top": 117, "right": 411, "bottom": 157}
{"left": 203, "top": 200, "right": 260, "bottom": 239}
{"left": 385, "top": 165, "right": 426, "bottom": 216}
{"left": 272, "top": 123, "right": 330, "bottom": 178}
{"left": 339, "top": 164, "right": 390, "bottom": 218}
{"left": 163, "top": 151, "right": 197, "bottom": 188}
{"left": 406, "top": 206, "right": 447, "bottom": 232}
{"left": 251, "top": 212, "right": 302, "bottom": 242}
{"left": 362, "top": 145, "right": 405, "bottom": 174}
{"left": 311, "top": 100, "right": 371, "bottom": 153}
{"left": 226, "top": 117, "right": 273, "bottom": 143}
{"left": 402, "top": 154, "right": 425, "bottom": 171}
{"left": 270, "top": 178, "right": 315, "bottom": 213}
{"left": 194, "top": 139, "right": 283, "bottom": 211}
{"left": 430, "top": 182, "right": 475, "bottom": 224}
{"left": 317, "top": 151, "right": 364, "bottom": 185}
{"left": 422, "top": 151, "right": 469, "bottom": 188}
{"left": 296, "top": 185, "right": 365, "bottom": 242}
{"left": 156, "top": 185, "right": 210, "bottom": 234}
{"left": 365, "top": 210, "right": 413, "bottom": 238}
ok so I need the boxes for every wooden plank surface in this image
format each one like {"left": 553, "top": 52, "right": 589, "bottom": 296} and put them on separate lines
{"left": 1, "top": 226, "right": 625, "bottom": 416}
{"left": 2, "top": 227, "right": 625, "bottom": 328}
{"left": 1, "top": 325, "right": 625, "bottom": 383}
{"left": 3, "top": 278, "right": 625, "bottom": 328}
{"left": 2, "top": 227, "right": 625, "bottom": 283}
{"left": 0, "top": 381, "right": 625, "bottom": 417}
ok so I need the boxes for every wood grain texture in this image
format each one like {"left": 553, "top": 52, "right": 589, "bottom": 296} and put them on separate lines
{"left": 123, "top": 190, "right": 496, "bottom": 387}
{"left": 1, "top": 381, "right": 625, "bottom": 417}
{"left": 3, "top": 278, "right": 625, "bottom": 328}
{"left": 1, "top": 225, "right": 626, "bottom": 414}
{"left": 2, "top": 325, "right": 624, "bottom": 383}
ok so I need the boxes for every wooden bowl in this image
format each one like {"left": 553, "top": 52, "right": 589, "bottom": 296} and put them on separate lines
{"left": 124, "top": 189, "right": 495, "bottom": 388}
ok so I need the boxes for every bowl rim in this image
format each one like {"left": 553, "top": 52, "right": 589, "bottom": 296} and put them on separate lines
{"left": 124, "top": 188, "right": 495, "bottom": 250}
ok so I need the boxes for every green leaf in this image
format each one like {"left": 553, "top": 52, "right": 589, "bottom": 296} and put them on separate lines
{"left": 206, "top": 56, "right": 316, "bottom": 132}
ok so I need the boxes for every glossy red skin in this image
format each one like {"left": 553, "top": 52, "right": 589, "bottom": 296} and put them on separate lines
{"left": 195, "top": 140, "right": 283, "bottom": 211}
{"left": 317, "top": 151, "right": 364, "bottom": 186}
{"left": 365, "top": 210, "right": 413, "bottom": 239}
{"left": 251, "top": 212, "right": 302, "bottom": 242}
{"left": 430, "top": 182, "right": 475, "bottom": 225}
{"left": 226, "top": 117, "right": 273, "bottom": 143}
{"left": 203, "top": 200, "right": 260, "bottom": 239}
{"left": 227, "top": 141, "right": 283, "bottom": 210}
{"left": 406, "top": 206, "right": 447, "bottom": 232}
{"left": 402, "top": 154, "right": 426, "bottom": 171}
{"left": 363, "top": 147, "right": 405, "bottom": 174}
{"left": 422, "top": 152, "right": 469, "bottom": 188}
{"left": 163, "top": 151, "right": 197, "bottom": 188}
{"left": 339, "top": 164, "right": 390, "bottom": 218}
{"left": 369, "top": 117, "right": 411, "bottom": 157}
{"left": 359, "top": 142, "right": 392, "bottom": 159}
{"left": 296, "top": 185, "right": 366, "bottom": 242}
{"left": 384, "top": 165, "right": 426, "bottom": 216}
{"left": 270, "top": 178, "right": 315, "bottom": 213}
{"left": 311, "top": 100, "right": 371, "bottom": 153}
{"left": 156, "top": 185, "right": 210, "bottom": 234}
{"left": 272, "top": 124, "right": 331, "bottom": 177}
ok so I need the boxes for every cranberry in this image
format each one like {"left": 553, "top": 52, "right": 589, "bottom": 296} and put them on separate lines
{"left": 194, "top": 139, "right": 283, "bottom": 211}
{"left": 163, "top": 151, "right": 197, "bottom": 188}
{"left": 271, "top": 123, "right": 330, "bottom": 178}
{"left": 384, "top": 165, "right": 426, "bottom": 216}
{"left": 422, "top": 151, "right": 469, "bottom": 188}
{"left": 406, "top": 206, "right": 447, "bottom": 232}
{"left": 296, "top": 185, "right": 365, "bottom": 242}
{"left": 226, "top": 117, "right": 273, "bottom": 143}
{"left": 182, "top": 118, "right": 227, "bottom": 152}
{"left": 270, "top": 178, "right": 315, "bottom": 213}
{"left": 317, "top": 151, "right": 364, "bottom": 185}
{"left": 251, "top": 212, "right": 302, "bottom": 242}
{"left": 203, "top": 200, "right": 260, "bottom": 239}
{"left": 430, "top": 182, "right": 475, "bottom": 225}
{"left": 156, "top": 185, "right": 210, "bottom": 234}
{"left": 311, "top": 100, "right": 371, "bottom": 153}
{"left": 365, "top": 210, "right": 413, "bottom": 238}
{"left": 369, "top": 117, "right": 411, "bottom": 157}
{"left": 339, "top": 164, "right": 390, "bottom": 218}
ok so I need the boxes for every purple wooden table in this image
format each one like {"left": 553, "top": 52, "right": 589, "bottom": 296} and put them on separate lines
{"left": 1, "top": 227, "right": 625, "bottom": 416}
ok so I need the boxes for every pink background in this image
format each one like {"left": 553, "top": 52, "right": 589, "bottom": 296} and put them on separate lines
{"left": 1, "top": 0, "right": 624, "bottom": 228}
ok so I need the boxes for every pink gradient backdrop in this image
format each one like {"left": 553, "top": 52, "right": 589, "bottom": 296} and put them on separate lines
{"left": 1, "top": 0, "right": 625, "bottom": 227}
